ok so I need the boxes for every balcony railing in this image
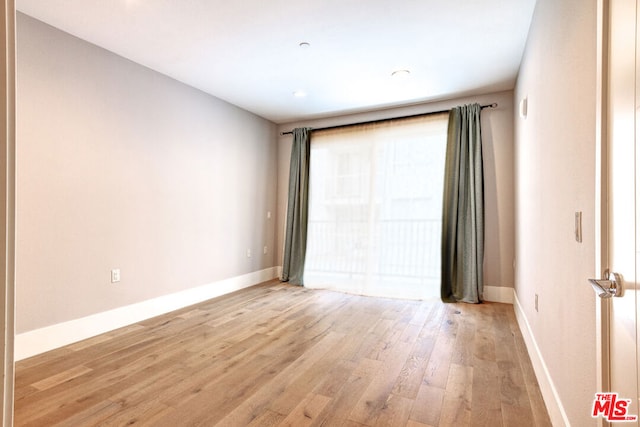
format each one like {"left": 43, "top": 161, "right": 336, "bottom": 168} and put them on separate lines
{"left": 305, "top": 219, "right": 441, "bottom": 281}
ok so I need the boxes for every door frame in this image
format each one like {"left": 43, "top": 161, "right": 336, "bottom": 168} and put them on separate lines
{"left": 595, "top": 0, "right": 610, "bottom": 404}
{"left": 0, "top": 1, "right": 15, "bottom": 425}
{"left": 594, "top": 0, "right": 640, "bottom": 425}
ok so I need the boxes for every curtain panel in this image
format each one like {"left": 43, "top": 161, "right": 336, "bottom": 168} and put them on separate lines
{"left": 281, "top": 128, "right": 312, "bottom": 285}
{"left": 441, "top": 104, "right": 485, "bottom": 303}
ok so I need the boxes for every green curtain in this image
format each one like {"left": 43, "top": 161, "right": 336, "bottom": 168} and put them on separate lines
{"left": 441, "top": 104, "right": 484, "bottom": 303}
{"left": 281, "top": 128, "right": 311, "bottom": 285}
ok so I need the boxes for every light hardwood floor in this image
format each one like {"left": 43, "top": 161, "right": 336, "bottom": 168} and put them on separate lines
{"left": 14, "top": 280, "right": 551, "bottom": 426}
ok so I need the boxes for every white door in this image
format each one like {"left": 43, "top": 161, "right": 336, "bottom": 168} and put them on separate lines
{"left": 597, "top": 0, "right": 640, "bottom": 424}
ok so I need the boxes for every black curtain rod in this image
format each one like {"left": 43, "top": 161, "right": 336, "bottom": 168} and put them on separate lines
{"left": 280, "top": 103, "right": 498, "bottom": 136}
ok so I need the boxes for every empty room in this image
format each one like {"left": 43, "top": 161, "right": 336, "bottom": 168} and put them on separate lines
{"left": 0, "top": 0, "right": 633, "bottom": 426}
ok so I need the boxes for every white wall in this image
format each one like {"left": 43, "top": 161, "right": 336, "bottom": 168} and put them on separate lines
{"left": 514, "top": 0, "right": 597, "bottom": 425}
{"left": 16, "top": 13, "right": 278, "bottom": 334}
{"left": 276, "top": 91, "right": 516, "bottom": 294}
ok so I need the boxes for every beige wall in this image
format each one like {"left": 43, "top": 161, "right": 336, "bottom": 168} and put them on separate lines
{"left": 515, "top": 0, "right": 597, "bottom": 425}
{"left": 276, "top": 90, "right": 516, "bottom": 291}
{"left": 15, "top": 13, "right": 278, "bottom": 333}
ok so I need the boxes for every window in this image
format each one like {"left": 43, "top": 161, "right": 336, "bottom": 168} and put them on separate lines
{"left": 304, "top": 113, "right": 448, "bottom": 299}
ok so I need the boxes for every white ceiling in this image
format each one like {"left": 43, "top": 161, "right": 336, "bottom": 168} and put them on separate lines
{"left": 16, "top": 0, "right": 537, "bottom": 124}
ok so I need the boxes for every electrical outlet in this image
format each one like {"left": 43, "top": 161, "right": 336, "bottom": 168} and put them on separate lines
{"left": 535, "top": 294, "right": 538, "bottom": 312}
{"left": 247, "top": 249, "right": 251, "bottom": 258}
{"left": 263, "top": 246, "right": 268, "bottom": 254}
{"left": 111, "top": 269, "right": 121, "bottom": 283}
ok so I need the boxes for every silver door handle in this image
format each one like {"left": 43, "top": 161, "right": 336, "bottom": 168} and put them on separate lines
{"left": 589, "top": 272, "right": 624, "bottom": 298}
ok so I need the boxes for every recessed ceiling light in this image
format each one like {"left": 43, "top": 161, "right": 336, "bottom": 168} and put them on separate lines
{"left": 299, "top": 42, "right": 311, "bottom": 48}
{"left": 391, "top": 69, "right": 411, "bottom": 78}
{"left": 293, "top": 90, "right": 307, "bottom": 97}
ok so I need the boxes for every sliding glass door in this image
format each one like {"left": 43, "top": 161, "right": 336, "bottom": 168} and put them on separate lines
{"left": 304, "top": 113, "right": 448, "bottom": 299}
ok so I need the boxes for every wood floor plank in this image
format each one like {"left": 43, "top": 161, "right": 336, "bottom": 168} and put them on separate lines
{"left": 421, "top": 314, "right": 456, "bottom": 389}
{"left": 153, "top": 353, "right": 278, "bottom": 426}
{"left": 451, "top": 309, "right": 475, "bottom": 366}
{"left": 372, "top": 394, "right": 414, "bottom": 426}
{"left": 15, "top": 348, "right": 80, "bottom": 390}
{"left": 13, "top": 281, "right": 552, "bottom": 426}
{"left": 158, "top": 312, "right": 341, "bottom": 425}
{"left": 409, "top": 384, "right": 445, "bottom": 426}
{"left": 349, "top": 321, "right": 421, "bottom": 425}
{"left": 246, "top": 409, "right": 286, "bottom": 427}
{"left": 310, "top": 358, "right": 383, "bottom": 426}
{"left": 501, "top": 402, "right": 536, "bottom": 427}
{"left": 50, "top": 400, "right": 123, "bottom": 427}
{"left": 16, "top": 349, "right": 186, "bottom": 426}
{"left": 439, "top": 364, "right": 473, "bottom": 427}
{"left": 410, "top": 303, "right": 443, "bottom": 360}
{"left": 470, "top": 331, "right": 503, "bottom": 427}
{"left": 268, "top": 337, "right": 349, "bottom": 415}
{"left": 391, "top": 355, "right": 429, "bottom": 399}
{"left": 214, "top": 331, "right": 346, "bottom": 426}
{"left": 96, "top": 400, "right": 172, "bottom": 426}
{"left": 31, "top": 365, "right": 93, "bottom": 391}
{"left": 279, "top": 392, "right": 332, "bottom": 426}
{"left": 66, "top": 324, "right": 146, "bottom": 352}
{"left": 312, "top": 358, "right": 359, "bottom": 398}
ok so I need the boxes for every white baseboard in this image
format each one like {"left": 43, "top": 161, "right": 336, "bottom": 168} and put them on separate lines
{"left": 484, "top": 285, "right": 514, "bottom": 304}
{"left": 513, "top": 293, "right": 570, "bottom": 427}
{"left": 15, "top": 267, "right": 280, "bottom": 361}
